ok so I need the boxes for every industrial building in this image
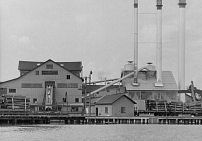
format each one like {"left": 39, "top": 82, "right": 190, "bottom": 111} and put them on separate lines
{"left": 0, "top": 59, "right": 83, "bottom": 114}
{"left": 0, "top": 0, "right": 192, "bottom": 118}
{"left": 85, "top": 0, "right": 188, "bottom": 115}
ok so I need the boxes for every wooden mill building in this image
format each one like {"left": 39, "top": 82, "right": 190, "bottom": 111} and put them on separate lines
{"left": 0, "top": 59, "right": 83, "bottom": 114}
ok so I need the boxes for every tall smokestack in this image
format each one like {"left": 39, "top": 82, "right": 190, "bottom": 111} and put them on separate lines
{"left": 178, "top": 0, "right": 186, "bottom": 102}
{"left": 133, "top": 0, "right": 139, "bottom": 86}
{"left": 155, "top": 0, "right": 163, "bottom": 87}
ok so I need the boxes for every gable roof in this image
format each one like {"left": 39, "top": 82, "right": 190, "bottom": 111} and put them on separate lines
{"left": 0, "top": 59, "right": 82, "bottom": 84}
{"left": 18, "top": 60, "right": 82, "bottom": 71}
{"left": 124, "top": 71, "right": 178, "bottom": 91}
{"left": 95, "top": 93, "right": 136, "bottom": 105}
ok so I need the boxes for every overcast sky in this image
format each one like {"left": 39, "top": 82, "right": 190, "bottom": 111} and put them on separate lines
{"left": 0, "top": 0, "right": 202, "bottom": 88}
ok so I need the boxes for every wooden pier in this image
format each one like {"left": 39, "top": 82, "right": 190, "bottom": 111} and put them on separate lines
{"left": 1, "top": 113, "right": 202, "bottom": 125}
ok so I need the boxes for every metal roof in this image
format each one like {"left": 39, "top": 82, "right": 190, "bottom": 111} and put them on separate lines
{"left": 95, "top": 93, "right": 136, "bottom": 105}
{"left": 124, "top": 71, "right": 178, "bottom": 91}
{"left": 18, "top": 60, "right": 82, "bottom": 71}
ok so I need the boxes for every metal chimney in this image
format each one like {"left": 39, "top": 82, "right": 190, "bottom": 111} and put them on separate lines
{"left": 133, "top": 0, "right": 139, "bottom": 86}
{"left": 155, "top": 0, "right": 163, "bottom": 87}
{"left": 178, "top": 0, "right": 186, "bottom": 102}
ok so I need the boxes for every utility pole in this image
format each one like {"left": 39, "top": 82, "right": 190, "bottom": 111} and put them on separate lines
{"left": 83, "top": 71, "right": 93, "bottom": 116}
{"left": 89, "top": 71, "right": 92, "bottom": 116}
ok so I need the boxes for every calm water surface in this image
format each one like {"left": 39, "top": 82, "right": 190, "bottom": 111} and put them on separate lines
{"left": 1, "top": 124, "right": 202, "bottom": 141}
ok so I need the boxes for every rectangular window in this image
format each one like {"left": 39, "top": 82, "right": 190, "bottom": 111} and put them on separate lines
{"left": 46, "top": 64, "right": 53, "bottom": 69}
{"left": 33, "top": 98, "right": 37, "bottom": 103}
{"left": 21, "top": 83, "right": 43, "bottom": 88}
{"left": 75, "top": 98, "right": 79, "bottom": 103}
{"left": 57, "top": 83, "right": 67, "bottom": 88}
{"left": 67, "top": 75, "right": 71, "bottom": 79}
{"left": 35, "top": 71, "right": 39, "bottom": 75}
{"left": 71, "top": 107, "right": 79, "bottom": 112}
{"left": 42, "top": 70, "right": 58, "bottom": 75}
{"left": 67, "top": 83, "right": 78, "bottom": 88}
{"left": 105, "top": 107, "right": 108, "bottom": 114}
{"left": 0, "top": 88, "right": 7, "bottom": 94}
{"left": 9, "top": 89, "right": 16, "bottom": 93}
{"left": 121, "top": 107, "right": 126, "bottom": 113}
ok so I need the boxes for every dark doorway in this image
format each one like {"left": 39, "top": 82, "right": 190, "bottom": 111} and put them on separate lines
{"left": 96, "top": 107, "right": 98, "bottom": 116}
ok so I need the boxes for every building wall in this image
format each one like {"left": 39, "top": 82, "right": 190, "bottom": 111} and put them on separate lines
{"left": 96, "top": 105, "right": 112, "bottom": 116}
{"left": 128, "top": 90, "right": 178, "bottom": 101}
{"left": 0, "top": 60, "right": 82, "bottom": 107}
{"left": 112, "top": 96, "right": 134, "bottom": 117}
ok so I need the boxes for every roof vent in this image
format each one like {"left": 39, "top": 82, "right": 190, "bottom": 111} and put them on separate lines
{"left": 60, "top": 64, "right": 64, "bottom": 66}
{"left": 37, "top": 63, "right": 41, "bottom": 66}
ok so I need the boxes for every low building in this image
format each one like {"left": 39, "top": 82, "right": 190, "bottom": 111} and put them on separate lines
{"left": 0, "top": 59, "right": 83, "bottom": 114}
{"left": 95, "top": 94, "right": 136, "bottom": 117}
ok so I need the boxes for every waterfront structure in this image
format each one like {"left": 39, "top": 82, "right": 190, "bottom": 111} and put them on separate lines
{"left": 95, "top": 94, "right": 136, "bottom": 117}
{"left": 0, "top": 59, "right": 83, "bottom": 114}
{"left": 121, "top": 63, "right": 178, "bottom": 108}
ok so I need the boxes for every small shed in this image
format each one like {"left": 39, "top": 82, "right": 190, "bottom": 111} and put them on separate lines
{"left": 95, "top": 94, "right": 136, "bottom": 117}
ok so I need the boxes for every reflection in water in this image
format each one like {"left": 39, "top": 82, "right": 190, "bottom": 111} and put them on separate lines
{"left": 17, "top": 125, "right": 64, "bottom": 132}
{"left": 1, "top": 124, "right": 202, "bottom": 141}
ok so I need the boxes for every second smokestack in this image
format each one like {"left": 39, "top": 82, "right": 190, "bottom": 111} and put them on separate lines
{"left": 133, "top": 0, "right": 139, "bottom": 85}
{"left": 155, "top": 0, "right": 163, "bottom": 87}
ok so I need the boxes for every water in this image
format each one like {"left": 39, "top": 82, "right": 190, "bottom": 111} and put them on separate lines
{"left": 1, "top": 124, "right": 202, "bottom": 141}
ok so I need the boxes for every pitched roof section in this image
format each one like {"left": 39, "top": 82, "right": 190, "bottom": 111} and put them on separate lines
{"left": 1, "top": 59, "right": 82, "bottom": 84}
{"left": 18, "top": 60, "right": 82, "bottom": 71}
{"left": 96, "top": 93, "right": 136, "bottom": 105}
{"left": 124, "top": 71, "right": 178, "bottom": 91}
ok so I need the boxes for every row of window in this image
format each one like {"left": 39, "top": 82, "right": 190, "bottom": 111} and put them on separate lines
{"left": 57, "top": 83, "right": 78, "bottom": 88}
{"left": 36, "top": 70, "right": 71, "bottom": 79}
{"left": 21, "top": 83, "right": 78, "bottom": 88}
{"left": 104, "top": 107, "right": 126, "bottom": 114}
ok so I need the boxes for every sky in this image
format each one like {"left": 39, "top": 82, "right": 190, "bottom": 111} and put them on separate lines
{"left": 0, "top": 0, "right": 202, "bottom": 89}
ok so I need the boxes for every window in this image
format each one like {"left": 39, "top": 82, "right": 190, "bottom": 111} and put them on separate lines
{"left": 9, "top": 89, "right": 16, "bottom": 93}
{"left": 57, "top": 83, "right": 67, "bottom": 88}
{"left": 67, "top": 75, "right": 71, "bottom": 79}
{"left": 0, "top": 88, "right": 7, "bottom": 94}
{"left": 67, "top": 83, "right": 78, "bottom": 88}
{"left": 158, "top": 93, "right": 162, "bottom": 100}
{"left": 21, "top": 83, "right": 42, "bottom": 88}
{"left": 33, "top": 98, "right": 37, "bottom": 103}
{"left": 35, "top": 71, "right": 39, "bottom": 75}
{"left": 42, "top": 70, "right": 58, "bottom": 75}
{"left": 105, "top": 107, "right": 108, "bottom": 114}
{"left": 46, "top": 64, "right": 53, "bottom": 69}
{"left": 71, "top": 107, "right": 79, "bottom": 112}
{"left": 75, "top": 98, "right": 79, "bottom": 103}
{"left": 121, "top": 107, "right": 126, "bottom": 113}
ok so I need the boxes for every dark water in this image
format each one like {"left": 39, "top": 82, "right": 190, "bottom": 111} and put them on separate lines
{"left": 1, "top": 124, "right": 202, "bottom": 141}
